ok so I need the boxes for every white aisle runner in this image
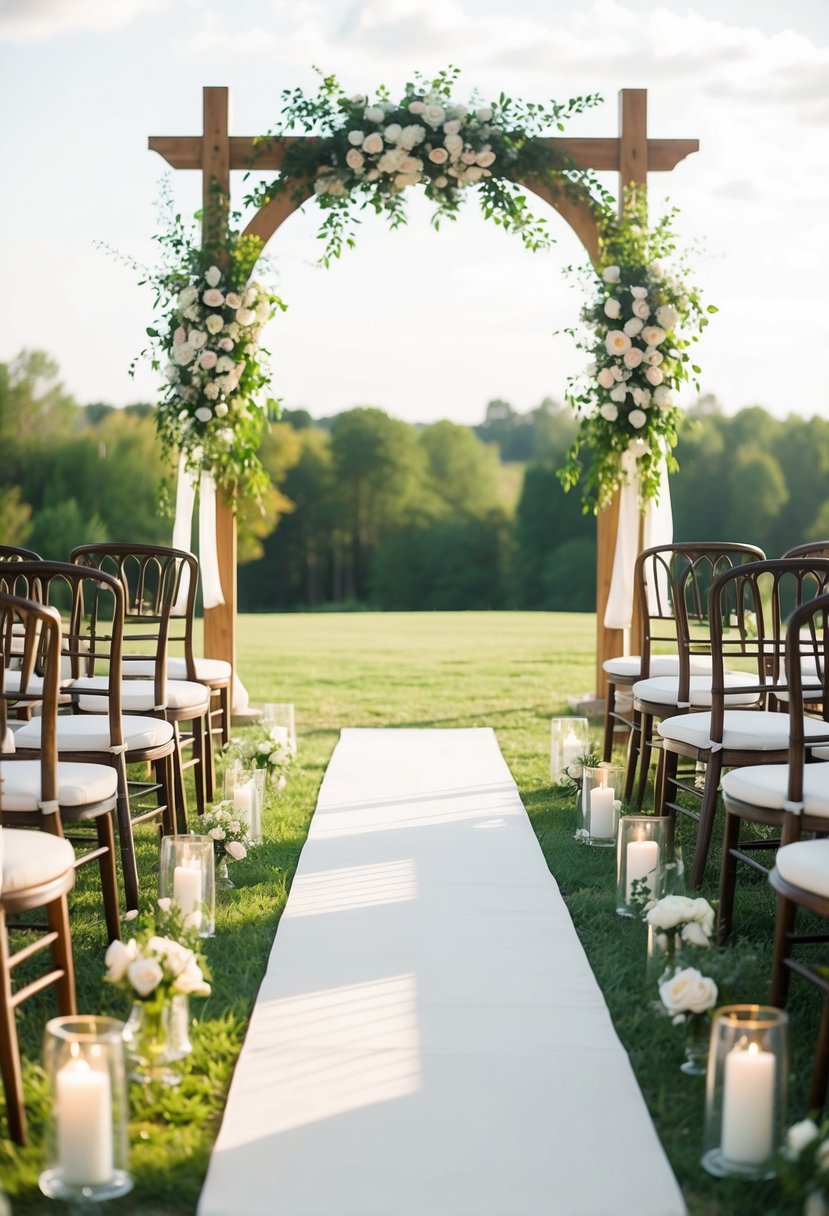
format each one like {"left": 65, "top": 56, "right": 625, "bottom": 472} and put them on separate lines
{"left": 199, "top": 729, "right": 686, "bottom": 1216}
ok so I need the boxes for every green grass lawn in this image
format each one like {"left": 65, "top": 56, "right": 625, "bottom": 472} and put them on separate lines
{"left": 0, "top": 611, "right": 817, "bottom": 1214}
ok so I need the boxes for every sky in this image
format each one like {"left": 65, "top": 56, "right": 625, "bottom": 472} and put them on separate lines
{"left": 2, "top": 0, "right": 828, "bottom": 428}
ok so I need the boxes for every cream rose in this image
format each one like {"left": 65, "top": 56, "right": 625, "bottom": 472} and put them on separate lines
{"left": 127, "top": 957, "right": 164, "bottom": 998}
{"left": 603, "top": 298, "right": 621, "bottom": 320}
{"left": 236, "top": 307, "right": 257, "bottom": 327}
{"left": 384, "top": 123, "right": 402, "bottom": 142}
{"left": 195, "top": 406, "right": 213, "bottom": 421}
{"left": 178, "top": 285, "right": 198, "bottom": 309}
{"left": 347, "top": 129, "right": 364, "bottom": 146}
{"left": 628, "top": 408, "right": 647, "bottom": 429}
{"left": 202, "top": 288, "right": 224, "bottom": 308}
{"left": 602, "top": 265, "right": 620, "bottom": 283}
{"left": 645, "top": 366, "right": 664, "bottom": 386}
{"left": 653, "top": 385, "right": 673, "bottom": 408}
{"left": 204, "top": 265, "right": 222, "bottom": 288}
{"left": 681, "top": 921, "right": 711, "bottom": 949}
{"left": 226, "top": 840, "right": 247, "bottom": 861}
{"left": 623, "top": 317, "right": 644, "bottom": 337}
{"left": 646, "top": 895, "right": 699, "bottom": 931}
{"left": 645, "top": 348, "right": 664, "bottom": 366}
{"left": 364, "top": 105, "right": 385, "bottom": 124}
{"left": 477, "top": 149, "right": 496, "bottom": 168}
{"left": 630, "top": 286, "right": 648, "bottom": 299}
{"left": 203, "top": 383, "right": 220, "bottom": 401}
{"left": 599, "top": 402, "right": 618, "bottom": 422}
{"left": 605, "top": 330, "right": 631, "bottom": 356}
{"left": 398, "top": 124, "right": 425, "bottom": 149}
{"left": 394, "top": 172, "right": 420, "bottom": 189}
{"left": 205, "top": 314, "right": 224, "bottom": 335}
{"left": 632, "top": 299, "right": 651, "bottom": 320}
{"left": 786, "top": 1119, "right": 820, "bottom": 1156}
{"left": 656, "top": 304, "right": 679, "bottom": 330}
{"left": 659, "top": 967, "right": 718, "bottom": 1016}
{"left": 609, "top": 384, "right": 627, "bottom": 403}
{"left": 199, "top": 349, "right": 218, "bottom": 369}
{"left": 443, "top": 119, "right": 461, "bottom": 135}
{"left": 623, "top": 347, "right": 644, "bottom": 369}
{"left": 444, "top": 133, "right": 463, "bottom": 158}
{"left": 362, "top": 132, "right": 383, "bottom": 155}
{"left": 423, "top": 104, "right": 445, "bottom": 127}
{"left": 428, "top": 146, "right": 449, "bottom": 164}
{"left": 597, "top": 367, "right": 615, "bottom": 389}
{"left": 346, "top": 148, "right": 364, "bottom": 170}
{"left": 174, "top": 960, "right": 211, "bottom": 997}
{"left": 642, "top": 325, "right": 666, "bottom": 347}
{"left": 105, "top": 939, "right": 133, "bottom": 984}
{"left": 476, "top": 106, "right": 493, "bottom": 122}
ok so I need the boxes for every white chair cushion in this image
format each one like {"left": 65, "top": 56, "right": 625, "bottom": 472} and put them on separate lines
{"left": 0, "top": 760, "right": 118, "bottom": 812}
{"left": 633, "top": 672, "right": 761, "bottom": 709}
{"left": 14, "top": 713, "right": 174, "bottom": 753}
{"left": 776, "top": 839, "right": 829, "bottom": 899}
{"left": 722, "top": 762, "right": 829, "bottom": 817}
{"left": 658, "top": 710, "right": 829, "bottom": 752}
{"left": 2, "top": 828, "right": 75, "bottom": 896}
{"left": 122, "top": 657, "right": 231, "bottom": 683}
{"left": 602, "top": 654, "right": 714, "bottom": 680}
{"left": 72, "top": 676, "right": 209, "bottom": 714}
{"left": 2, "top": 670, "right": 45, "bottom": 696}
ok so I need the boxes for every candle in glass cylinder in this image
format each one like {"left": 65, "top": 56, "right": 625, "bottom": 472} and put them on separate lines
{"left": 721, "top": 1041, "right": 776, "bottom": 1166}
{"left": 589, "top": 786, "right": 616, "bottom": 838}
{"left": 626, "top": 839, "right": 659, "bottom": 901}
{"left": 56, "top": 1052, "right": 113, "bottom": 1187}
{"left": 173, "top": 864, "right": 203, "bottom": 929}
{"left": 233, "top": 781, "right": 253, "bottom": 825}
{"left": 269, "top": 725, "right": 289, "bottom": 747}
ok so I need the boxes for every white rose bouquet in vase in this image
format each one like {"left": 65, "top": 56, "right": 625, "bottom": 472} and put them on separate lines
{"left": 658, "top": 965, "right": 718, "bottom": 1077}
{"left": 201, "top": 800, "right": 250, "bottom": 889}
{"left": 104, "top": 900, "right": 210, "bottom": 1085}
{"left": 645, "top": 894, "right": 716, "bottom": 982}
{"left": 778, "top": 1118, "right": 829, "bottom": 1216}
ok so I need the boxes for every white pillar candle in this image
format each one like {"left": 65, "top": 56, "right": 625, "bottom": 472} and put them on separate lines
{"left": 173, "top": 864, "right": 203, "bottom": 930}
{"left": 721, "top": 1042, "right": 776, "bottom": 1165}
{"left": 269, "top": 725, "right": 289, "bottom": 746}
{"left": 626, "top": 839, "right": 659, "bottom": 902}
{"left": 56, "top": 1055, "right": 113, "bottom": 1187}
{"left": 590, "top": 786, "right": 616, "bottom": 838}
{"left": 233, "top": 781, "right": 253, "bottom": 825}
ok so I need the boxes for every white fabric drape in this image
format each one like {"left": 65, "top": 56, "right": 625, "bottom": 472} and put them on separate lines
{"left": 172, "top": 454, "right": 197, "bottom": 616}
{"left": 603, "top": 449, "right": 673, "bottom": 632}
{"left": 171, "top": 457, "right": 225, "bottom": 612}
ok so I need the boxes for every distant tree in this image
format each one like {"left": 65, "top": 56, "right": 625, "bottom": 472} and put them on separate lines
{"left": 0, "top": 487, "right": 32, "bottom": 546}
{"left": 513, "top": 464, "right": 595, "bottom": 610}
{"left": 419, "top": 421, "right": 500, "bottom": 517}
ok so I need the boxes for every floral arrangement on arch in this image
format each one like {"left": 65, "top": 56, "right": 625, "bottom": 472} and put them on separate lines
{"left": 247, "top": 67, "right": 608, "bottom": 266}
{"left": 559, "top": 191, "right": 716, "bottom": 513}
{"left": 134, "top": 188, "right": 286, "bottom": 502}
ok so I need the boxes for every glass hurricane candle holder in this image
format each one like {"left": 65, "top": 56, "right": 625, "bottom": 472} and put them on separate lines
{"left": 577, "top": 764, "right": 624, "bottom": 847}
{"left": 616, "top": 814, "right": 667, "bottom": 916}
{"left": 550, "top": 717, "right": 589, "bottom": 784}
{"left": 40, "top": 1016, "right": 132, "bottom": 1204}
{"left": 263, "top": 702, "right": 297, "bottom": 754}
{"left": 702, "top": 1005, "right": 788, "bottom": 1180}
{"left": 224, "top": 763, "right": 256, "bottom": 836}
{"left": 159, "top": 834, "right": 215, "bottom": 937}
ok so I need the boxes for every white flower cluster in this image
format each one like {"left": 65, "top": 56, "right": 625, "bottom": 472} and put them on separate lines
{"left": 315, "top": 94, "right": 498, "bottom": 198}
{"left": 104, "top": 931, "right": 210, "bottom": 999}
{"left": 658, "top": 966, "right": 718, "bottom": 1021}
{"left": 164, "top": 263, "right": 271, "bottom": 442}
{"left": 201, "top": 799, "right": 249, "bottom": 861}
{"left": 646, "top": 893, "right": 715, "bottom": 949}
{"left": 594, "top": 263, "right": 680, "bottom": 433}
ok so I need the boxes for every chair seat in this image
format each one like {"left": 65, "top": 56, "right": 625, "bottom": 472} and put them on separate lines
{"left": 633, "top": 672, "right": 762, "bottom": 709}
{"left": 775, "top": 839, "right": 829, "bottom": 899}
{"left": 2, "top": 670, "right": 45, "bottom": 696}
{"left": 2, "top": 828, "right": 76, "bottom": 896}
{"left": 658, "top": 709, "right": 828, "bottom": 752}
{"left": 123, "top": 657, "right": 231, "bottom": 683}
{"left": 722, "top": 762, "right": 829, "bottom": 817}
{"left": 14, "top": 713, "right": 174, "bottom": 753}
{"left": 602, "top": 654, "right": 714, "bottom": 681}
{"left": 0, "top": 761, "right": 118, "bottom": 812}
{"left": 72, "top": 677, "right": 209, "bottom": 714}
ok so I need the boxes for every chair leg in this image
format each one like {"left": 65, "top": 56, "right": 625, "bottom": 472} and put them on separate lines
{"left": 113, "top": 757, "right": 140, "bottom": 912}
{"left": 690, "top": 754, "right": 723, "bottom": 889}
{"left": 0, "top": 907, "right": 26, "bottom": 1145}
{"left": 96, "top": 814, "right": 122, "bottom": 944}
{"left": 602, "top": 683, "right": 617, "bottom": 763}
{"left": 190, "top": 712, "right": 207, "bottom": 816}
{"left": 717, "top": 809, "right": 742, "bottom": 945}
{"left": 220, "top": 683, "right": 231, "bottom": 746}
{"left": 770, "top": 894, "right": 797, "bottom": 1007}
{"left": 635, "top": 712, "right": 655, "bottom": 810}
{"left": 172, "top": 722, "right": 188, "bottom": 831}
{"left": 46, "top": 896, "right": 77, "bottom": 1017}
{"left": 810, "top": 996, "right": 829, "bottom": 1115}
{"left": 623, "top": 708, "right": 641, "bottom": 803}
{"left": 204, "top": 701, "right": 217, "bottom": 803}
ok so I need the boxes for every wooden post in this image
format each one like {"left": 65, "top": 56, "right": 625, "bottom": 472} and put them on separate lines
{"left": 594, "top": 89, "right": 649, "bottom": 697}
{"left": 199, "top": 87, "right": 237, "bottom": 688}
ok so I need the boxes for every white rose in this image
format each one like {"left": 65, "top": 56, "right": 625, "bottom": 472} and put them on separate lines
{"left": 347, "top": 129, "right": 364, "bottom": 146}
{"left": 630, "top": 285, "right": 648, "bottom": 299}
{"left": 476, "top": 106, "right": 493, "bottom": 122}
{"left": 642, "top": 325, "right": 665, "bottom": 347}
{"left": 423, "top": 104, "right": 445, "bottom": 127}
{"left": 383, "top": 123, "right": 402, "bottom": 143}
{"left": 659, "top": 967, "right": 718, "bottom": 1015}
{"left": 394, "top": 172, "right": 420, "bottom": 189}
{"left": 204, "top": 265, "right": 222, "bottom": 288}
{"left": 174, "top": 960, "right": 211, "bottom": 997}
{"left": 602, "top": 265, "right": 620, "bottom": 283}
{"left": 208, "top": 826, "right": 225, "bottom": 840}
{"left": 645, "top": 366, "right": 664, "bottom": 386}
{"left": 188, "top": 329, "right": 206, "bottom": 350}
{"left": 628, "top": 408, "right": 647, "bottom": 429}
{"left": 599, "top": 403, "right": 618, "bottom": 422}
{"left": 195, "top": 406, "right": 213, "bottom": 421}
{"left": 653, "top": 385, "right": 673, "bottom": 408}
{"left": 214, "top": 402, "right": 229, "bottom": 417}
{"left": 407, "top": 99, "right": 426, "bottom": 114}
{"left": 434, "top": 175, "right": 448, "bottom": 188}
{"left": 461, "top": 165, "right": 484, "bottom": 183}
{"left": 205, "top": 314, "right": 224, "bottom": 335}
{"left": 363, "top": 106, "right": 385, "bottom": 124}
{"left": 127, "top": 957, "right": 164, "bottom": 998}
{"left": 173, "top": 342, "right": 195, "bottom": 366}
{"left": 199, "top": 349, "right": 218, "bottom": 369}
{"left": 645, "top": 348, "right": 664, "bottom": 366}
{"left": 428, "top": 147, "right": 449, "bottom": 164}
{"left": 219, "top": 337, "right": 234, "bottom": 352}
{"left": 443, "top": 119, "right": 461, "bottom": 136}
{"left": 443, "top": 133, "right": 463, "bottom": 158}
{"left": 656, "top": 304, "right": 679, "bottom": 330}
{"left": 681, "top": 921, "right": 711, "bottom": 949}
{"left": 609, "top": 384, "right": 627, "bottom": 403}
{"left": 597, "top": 367, "right": 615, "bottom": 389}
{"left": 605, "top": 330, "right": 631, "bottom": 356}
{"left": 178, "top": 285, "right": 198, "bottom": 309}
{"left": 236, "top": 308, "right": 257, "bottom": 327}
{"left": 646, "top": 895, "right": 698, "bottom": 931}
{"left": 610, "top": 364, "right": 624, "bottom": 381}
{"left": 477, "top": 149, "right": 496, "bottom": 168}
{"left": 216, "top": 355, "right": 235, "bottom": 373}
{"left": 632, "top": 299, "right": 651, "bottom": 320}
{"left": 399, "top": 155, "right": 422, "bottom": 173}
{"left": 787, "top": 1118, "right": 821, "bottom": 1156}
{"left": 362, "top": 132, "right": 384, "bottom": 155}
{"left": 350, "top": 94, "right": 366, "bottom": 106}
{"left": 460, "top": 150, "right": 477, "bottom": 165}
{"left": 398, "top": 123, "right": 425, "bottom": 149}
{"left": 623, "top": 317, "right": 644, "bottom": 337}
{"left": 202, "top": 288, "right": 224, "bottom": 308}
{"left": 689, "top": 897, "right": 716, "bottom": 937}
{"left": 603, "top": 298, "right": 621, "bottom": 320}
{"left": 226, "top": 840, "right": 247, "bottom": 861}
{"left": 104, "top": 939, "right": 132, "bottom": 984}
{"left": 623, "top": 347, "right": 644, "bottom": 369}
{"left": 183, "top": 305, "right": 200, "bottom": 321}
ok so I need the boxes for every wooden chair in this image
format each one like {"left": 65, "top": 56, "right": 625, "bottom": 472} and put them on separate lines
{"left": 0, "top": 546, "right": 41, "bottom": 562}
{"left": 627, "top": 543, "right": 765, "bottom": 808}
{"left": 0, "top": 827, "right": 77, "bottom": 1144}
{"left": 656, "top": 558, "right": 829, "bottom": 887}
{"left": 0, "top": 591, "right": 121, "bottom": 942}
{"left": 70, "top": 544, "right": 213, "bottom": 812}
{"left": 1, "top": 562, "right": 176, "bottom": 910}
{"left": 718, "top": 591, "right": 829, "bottom": 942}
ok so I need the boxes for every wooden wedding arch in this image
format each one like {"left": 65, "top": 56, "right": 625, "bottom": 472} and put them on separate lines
{"left": 150, "top": 86, "right": 698, "bottom": 700}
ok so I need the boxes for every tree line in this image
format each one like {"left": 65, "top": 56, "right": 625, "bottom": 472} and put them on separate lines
{"left": 2, "top": 350, "right": 828, "bottom": 613}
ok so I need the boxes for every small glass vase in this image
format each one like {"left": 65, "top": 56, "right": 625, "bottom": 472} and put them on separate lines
{"left": 681, "top": 1013, "right": 711, "bottom": 1077}
{"left": 216, "top": 854, "right": 234, "bottom": 890}
{"left": 123, "top": 998, "right": 180, "bottom": 1087}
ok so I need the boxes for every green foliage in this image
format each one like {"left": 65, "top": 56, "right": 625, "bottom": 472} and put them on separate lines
{"left": 245, "top": 67, "right": 607, "bottom": 266}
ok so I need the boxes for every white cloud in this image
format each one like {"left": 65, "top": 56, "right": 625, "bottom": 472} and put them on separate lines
{"left": 0, "top": 0, "right": 168, "bottom": 40}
